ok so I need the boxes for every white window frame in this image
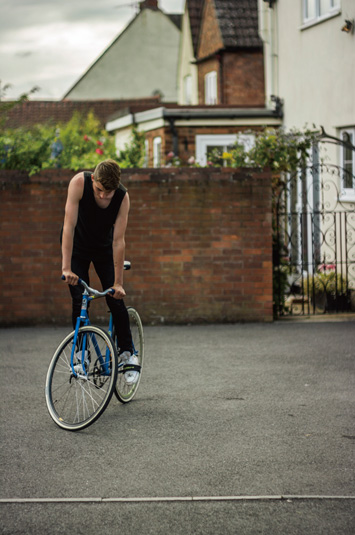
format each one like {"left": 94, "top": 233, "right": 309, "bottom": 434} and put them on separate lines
{"left": 339, "top": 127, "right": 355, "bottom": 202}
{"left": 153, "top": 136, "right": 162, "bottom": 168}
{"left": 143, "top": 138, "right": 149, "bottom": 167}
{"left": 302, "top": 0, "right": 341, "bottom": 28}
{"left": 195, "top": 134, "right": 255, "bottom": 166}
{"left": 204, "top": 71, "right": 217, "bottom": 105}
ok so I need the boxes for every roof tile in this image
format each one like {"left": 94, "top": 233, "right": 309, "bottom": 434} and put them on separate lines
{"left": 187, "top": 0, "right": 204, "bottom": 55}
{"left": 1, "top": 98, "right": 162, "bottom": 129}
{"left": 213, "top": 0, "right": 262, "bottom": 48}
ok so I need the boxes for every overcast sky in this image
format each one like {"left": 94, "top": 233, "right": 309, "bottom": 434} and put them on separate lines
{"left": 0, "top": 0, "right": 185, "bottom": 100}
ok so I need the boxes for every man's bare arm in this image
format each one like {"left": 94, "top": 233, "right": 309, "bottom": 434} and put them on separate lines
{"left": 111, "top": 193, "right": 130, "bottom": 299}
{"left": 61, "top": 173, "right": 84, "bottom": 285}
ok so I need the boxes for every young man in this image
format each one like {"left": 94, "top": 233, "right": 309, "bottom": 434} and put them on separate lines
{"left": 61, "top": 159, "right": 139, "bottom": 384}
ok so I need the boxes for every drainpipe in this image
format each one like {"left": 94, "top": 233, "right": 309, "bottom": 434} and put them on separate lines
{"left": 217, "top": 53, "right": 224, "bottom": 104}
{"left": 168, "top": 117, "right": 179, "bottom": 156}
{"left": 259, "top": 0, "right": 279, "bottom": 108}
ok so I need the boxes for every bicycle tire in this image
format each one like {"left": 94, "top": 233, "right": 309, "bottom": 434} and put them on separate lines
{"left": 114, "top": 307, "right": 144, "bottom": 403}
{"left": 45, "top": 325, "right": 118, "bottom": 431}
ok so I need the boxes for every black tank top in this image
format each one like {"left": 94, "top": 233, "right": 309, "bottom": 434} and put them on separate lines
{"left": 72, "top": 171, "right": 127, "bottom": 257}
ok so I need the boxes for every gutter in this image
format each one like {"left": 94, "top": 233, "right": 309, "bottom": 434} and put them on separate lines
{"left": 162, "top": 107, "right": 282, "bottom": 120}
{"left": 106, "top": 105, "right": 283, "bottom": 132}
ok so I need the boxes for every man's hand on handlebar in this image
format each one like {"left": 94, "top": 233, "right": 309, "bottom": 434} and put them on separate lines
{"left": 110, "top": 283, "right": 126, "bottom": 300}
{"left": 62, "top": 270, "right": 79, "bottom": 286}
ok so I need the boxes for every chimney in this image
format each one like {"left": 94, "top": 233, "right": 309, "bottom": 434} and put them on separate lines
{"left": 140, "top": 0, "right": 159, "bottom": 11}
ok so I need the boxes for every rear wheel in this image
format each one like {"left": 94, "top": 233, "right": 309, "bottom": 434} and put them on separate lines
{"left": 45, "top": 326, "right": 117, "bottom": 431}
{"left": 114, "top": 307, "right": 144, "bottom": 403}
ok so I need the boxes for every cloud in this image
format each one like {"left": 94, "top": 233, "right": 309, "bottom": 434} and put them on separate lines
{"left": 15, "top": 51, "right": 33, "bottom": 58}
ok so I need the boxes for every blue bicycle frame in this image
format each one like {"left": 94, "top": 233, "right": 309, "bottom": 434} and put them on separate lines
{"left": 69, "top": 278, "right": 114, "bottom": 378}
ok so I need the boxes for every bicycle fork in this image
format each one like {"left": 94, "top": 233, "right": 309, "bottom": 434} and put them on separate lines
{"left": 70, "top": 292, "right": 112, "bottom": 378}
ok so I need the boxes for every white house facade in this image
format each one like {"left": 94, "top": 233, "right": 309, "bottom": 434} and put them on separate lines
{"left": 259, "top": 0, "right": 355, "bottom": 199}
{"left": 259, "top": 0, "right": 355, "bottom": 314}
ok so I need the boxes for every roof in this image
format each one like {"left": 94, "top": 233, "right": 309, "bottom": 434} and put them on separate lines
{"left": 186, "top": 0, "right": 204, "bottom": 55}
{"left": 63, "top": 4, "right": 181, "bottom": 101}
{"left": 213, "top": 0, "right": 262, "bottom": 48}
{"left": 167, "top": 13, "right": 183, "bottom": 30}
{"left": 1, "top": 98, "right": 162, "bottom": 129}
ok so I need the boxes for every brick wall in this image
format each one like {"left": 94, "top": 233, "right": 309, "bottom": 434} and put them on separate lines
{"left": 222, "top": 51, "right": 265, "bottom": 107}
{"left": 197, "top": 52, "right": 265, "bottom": 107}
{"left": 0, "top": 167, "right": 273, "bottom": 325}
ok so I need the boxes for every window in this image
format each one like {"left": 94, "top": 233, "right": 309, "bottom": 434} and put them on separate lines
{"left": 340, "top": 127, "right": 355, "bottom": 199}
{"left": 153, "top": 136, "right": 161, "bottom": 168}
{"left": 303, "top": 0, "right": 340, "bottom": 25}
{"left": 196, "top": 134, "right": 255, "bottom": 167}
{"left": 143, "top": 139, "right": 149, "bottom": 167}
{"left": 204, "top": 71, "right": 217, "bottom": 105}
{"left": 183, "top": 75, "right": 192, "bottom": 105}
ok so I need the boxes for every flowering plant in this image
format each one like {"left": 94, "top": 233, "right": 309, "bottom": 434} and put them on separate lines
{"left": 164, "top": 151, "right": 181, "bottom": 167}
{"left": 222, "top": 128, "right": 318, "bottom": 173}
{"left": 304, "top": 264, "right": 348, "bottom": 297}
{"left": 163, "top": 152, "right": 201, "bottom": 168}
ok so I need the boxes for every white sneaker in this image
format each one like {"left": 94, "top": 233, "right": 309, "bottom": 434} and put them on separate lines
{"left": 120, "top": 351, "right": 140, "bottom": 385}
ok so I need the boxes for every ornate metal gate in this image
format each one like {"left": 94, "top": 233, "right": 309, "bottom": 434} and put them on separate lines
{"left": 274, "top": 134, "right": 355, "bottom": 317}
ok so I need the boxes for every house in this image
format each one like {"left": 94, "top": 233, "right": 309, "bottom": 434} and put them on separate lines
{"left": 63, "top": 0, "right": 181, "bottom": 103}
{"left": 259, "top": 0, "right": 355, "bottom": 197}
{"left": 107, "top": 0, "right": 283, "bottom": 166}
{"left": 258, "top": 0, "right": 355, "bottom": 313}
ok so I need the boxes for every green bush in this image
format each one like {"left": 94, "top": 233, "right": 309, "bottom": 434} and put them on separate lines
{"left": 0, "top": 108, "right": 120, "bottom": 175}
{"left": 117, "top": 127, "right": 146, "bottom": 168}
{"left": 0, "top": 124, "right": 54, "bottom": 175}
{"left": 42, "top": 111, "right": 117, "bottom": 171}
{"left": 304, "top": 267, "right": 348, "bottom": 297}
{"left": 228, "top": 127, "right": 317, "bottom": 173}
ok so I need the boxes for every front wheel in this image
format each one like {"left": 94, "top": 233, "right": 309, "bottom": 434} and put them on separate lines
{"left": 114, "top": 307, "right": 144, "bottom": 403}
{"left": 45, "top": 326, "right": 118, "bottom": 431}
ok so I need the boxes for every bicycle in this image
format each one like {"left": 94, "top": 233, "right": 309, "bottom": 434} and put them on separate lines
{"left": 45, "top": 261, "right": 144, "bottom": 431}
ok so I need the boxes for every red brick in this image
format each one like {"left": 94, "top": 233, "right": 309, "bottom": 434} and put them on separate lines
{"left": 0, "top": 167, "right": 273, "bottom": 324}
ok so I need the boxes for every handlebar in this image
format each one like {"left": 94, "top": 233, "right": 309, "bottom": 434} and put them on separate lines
{"left": 61, "top": 260, "right": 131, "bottom": 298}
{"left": 79, "top": 279, "right": 115, "bottom": 298}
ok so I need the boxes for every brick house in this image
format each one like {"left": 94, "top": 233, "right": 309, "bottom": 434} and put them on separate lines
{"left": 107, "top": 0, "right": 282, "bottom": 167}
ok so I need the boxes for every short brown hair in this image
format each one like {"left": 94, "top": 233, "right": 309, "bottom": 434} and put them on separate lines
{"left": 93, "top": 159, "right": 121, "bottom": 190}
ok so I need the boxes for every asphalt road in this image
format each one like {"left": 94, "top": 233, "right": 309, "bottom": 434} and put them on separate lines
{"left": 1, "top": 320, "right": 354, "bottom": 534}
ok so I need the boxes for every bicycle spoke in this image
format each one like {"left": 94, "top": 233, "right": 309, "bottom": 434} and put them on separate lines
{"left": 114, "top": 308, "right": 144, "bottom": 403}
{"left": 45, "top": 326, "right": 117, "bottom": 431}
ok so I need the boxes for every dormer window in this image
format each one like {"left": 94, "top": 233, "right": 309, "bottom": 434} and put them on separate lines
{"left": 204, "top": 71, "right": 217, "bottom": 105}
